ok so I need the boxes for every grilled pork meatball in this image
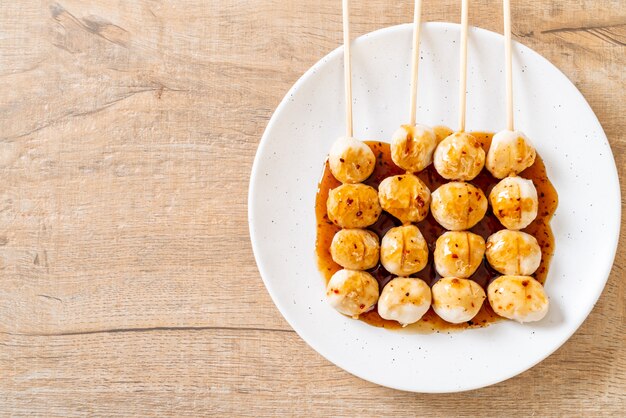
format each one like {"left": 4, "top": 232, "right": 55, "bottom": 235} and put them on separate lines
{"left": 487, "top": 275, "right": 549, "bottom": 323}
{"left": 327, "top": 183, "right": 381, "bottom": 228}
{"left": 330, "top": 229, "right": 380, "bottom": 270}
{"left": 380, "top": 225, "right": 429, "bottom": 276}
{"left": 378, "top": 173, "right": 431, "bottom": 224}
{"left": 326, "top": 269, "right": 379, "bottom": 318}
{"left": 390, "top": 124, "right": 437, "bottom": 173}
{"left": 431, "top": 182, "right": 488, "bottom": 230}
{"left": 486, "top": 230, "right": 541, "bottom": 275}
{"left": 378, "top": 278, "right": 432, "bottom": 326}
{"left": 328, "top": 136, "right": 376, "bottom": 183}
{"left": 431, "top": 277, "right": 486, "bottom": 323}
{"left": 434, "top": 231, "right": 485, "bottom": 279}
{"left": 486, "top": 130, "right": 536, "bottom": 179}
{"left": 489, "top": 176, "right": 538, "bottom": 230}
{"left": 433, "top": 131, "right": 485, "bottom": 181}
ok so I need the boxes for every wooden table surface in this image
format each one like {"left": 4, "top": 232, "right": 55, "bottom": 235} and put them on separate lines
{"left": 1, "top": 0, "right": 624, "bottom": 416}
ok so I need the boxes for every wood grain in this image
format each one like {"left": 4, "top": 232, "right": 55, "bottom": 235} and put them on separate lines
{"left": 0, "top": 0, "right": 624, "bottom": 416}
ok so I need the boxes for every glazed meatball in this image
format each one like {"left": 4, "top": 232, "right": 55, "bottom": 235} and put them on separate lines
{"left": 326, "top": 269, "right": 379, "bottom": 318}
{"left": 330, "top": 229, "right": 380, "bottom": 270}
{"left": 486, "top": 230, "right": 541, "bottom": 275}
{"left": 489, "top": 176, "right": 538, "bottom": 230}
{"left": 486, "top": 130, "right": 536, "bottom": 179}
{"left": 430, "top": 182, "right": 488, "bottom": 230}
{"left": 327, "top": 183, "right": 381, "bottom": 228}
{"left": 377, "top": 277, "right": 432, "bottom": 326}
{"left": 433, "top": 131, "right": 485, "bottom": 181}
{"left": 378, "top": 173, "right": 431, "bottom": 224}
{"left": 328, "top": 136, "right": 376, "bottom": 183}
{"left": 487, "top": 275, "right": 549, "bottom": 323}
{"left": 434, "top": 231, "right": 485, "bottom": 279}
{"left": 380, "top": 225, "right": 429, "bottom": 276}
{"left": 431, "top": 277, "right": 486, "bottom": 323}
{"left": 390, "top": 124, "right": 437, "bottom": 173}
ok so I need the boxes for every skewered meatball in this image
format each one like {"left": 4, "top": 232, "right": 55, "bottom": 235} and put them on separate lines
{"left": 390, "top": 124, "right": 437, "bottom": 173}
{"left": 431, "top": 182, "right": 488, "bottom": 230}
{"left": 327, "top": 183, "right": 381, "bottom": 228}
{"left": 431, "top": 277, "right": 486, "bottom": 323}
{"left": 326, "top": 269, "right": 379, "bottom": 318}
{"left": 487, "top": 275, "right": 549, "bottom": 323}
{"left": 378, "top": 173, "right": 431, "bottom": 224}
{"left": 377, "top": 277, "right": 432, "bottom": 326}
{"left": 330, "top": 229, "right": 380, "bottom": 270}
{"left": 486, "top": 130, "right": 536, "bottom": 179}
{"left": 486, "top": 230, "right": 541, "bottom": 276}
{"left": 489, "top": 176, "right": 538, "bottom": 230}
{"left": 434, "top": 231, "right": 485, "bottom": 279}
{"left": 380, "top": 225, "right": 429, "bottom": 276}
{"left": 433, "top": 132, "right": 485, "bottom": 181}
{"left": 328, "top": 136, "right": 376, "bottom": 183}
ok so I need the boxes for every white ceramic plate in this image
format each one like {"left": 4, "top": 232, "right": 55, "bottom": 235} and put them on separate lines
{"left": 248, "top": 23, "right": 620, "bottom": 393}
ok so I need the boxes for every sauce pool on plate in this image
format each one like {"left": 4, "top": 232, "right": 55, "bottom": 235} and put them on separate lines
{"left": 315, "top": 130, "right": 558, "bottom": 332}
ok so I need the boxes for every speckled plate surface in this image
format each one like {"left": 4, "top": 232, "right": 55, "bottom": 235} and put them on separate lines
{"left": 248, "top": 23, "right": 620, "bottom": 393}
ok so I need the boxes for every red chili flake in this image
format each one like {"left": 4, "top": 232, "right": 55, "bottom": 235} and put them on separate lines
{"left": 451, "top": 254, "right": 458, "bottom": 259}
{"left": 359, "top": 304, "right": 365, "bottom": 309}
{"left": 356, "top": 211, "right": 363, "bottom": 217}
{"left": 340, "top": 158, "right": 345, "bottom": 163}
{"left": 521, "top": 280, "right": 529, "bottom": 287}
{"left": 346, "top": 198, "right": 354, "bottom": 205}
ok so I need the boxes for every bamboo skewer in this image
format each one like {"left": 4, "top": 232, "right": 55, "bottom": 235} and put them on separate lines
{"left": 503, "top": 0, "right": 514, "bottom": 131}
{"left": 342, "top": 0, "right": 353, "bottom": 138}
{"left": 458, "top": 0, "right": 469, "bottom": 132}
{"left": 409, "top": 0, "right": 424, "bottom": 126}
